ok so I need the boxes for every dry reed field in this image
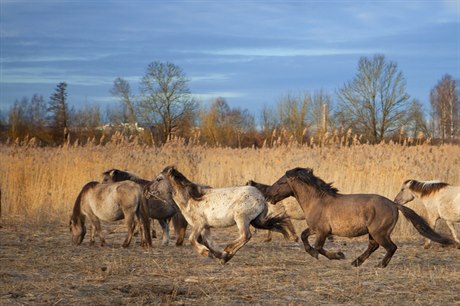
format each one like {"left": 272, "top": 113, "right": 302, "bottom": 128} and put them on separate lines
{"left": 1, "top": 141, "right": 460, "bottom": 305}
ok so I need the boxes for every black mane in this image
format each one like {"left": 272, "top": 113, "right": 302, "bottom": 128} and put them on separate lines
{"left": 162, "top": 166, "right": 205, "bottom": 201}
{"left": 406, "top": 179, "right": 449, "bottom": 197}
{"left": 102, "top": 169, "right": 149, "bottom": 185}
{"left": 286, "top": 167, "right": 338, "bottom": 197}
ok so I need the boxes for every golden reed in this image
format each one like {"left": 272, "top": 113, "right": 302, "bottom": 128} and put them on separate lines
{"left": 1, "top": 138, "right": 459, "bottom": 237}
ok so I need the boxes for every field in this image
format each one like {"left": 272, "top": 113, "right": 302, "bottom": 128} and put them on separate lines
{"left": 1, "top": 141, "right": 460, "bottom": 305}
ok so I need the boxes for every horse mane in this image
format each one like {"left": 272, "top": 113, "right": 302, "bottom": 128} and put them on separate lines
{"left": 71, "top": 181, "right": 99, "bottom": 223}
{"left": 103, "top": 168, "right": 149, "bottom": 185}
{"left": 246, "top": 180, "right": 270, "bottom": 196}
{"left": 406, "top": 179, "right": 449, "bottom": 197}
{"left": 162, "top": 166, "right": 206, "bottom": 201}
{"left": 286, "top": 167, "right": 339, "bottom": 198}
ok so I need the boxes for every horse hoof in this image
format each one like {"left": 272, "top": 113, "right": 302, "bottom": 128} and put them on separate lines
{"left": 351, "top": 260, "right": 360, "bottom": 267}
{"left": 221, "top": 252, "right": 232, "bottom": 264}
{"left": 336, "top": 252, "right": 345, "bottom": 260}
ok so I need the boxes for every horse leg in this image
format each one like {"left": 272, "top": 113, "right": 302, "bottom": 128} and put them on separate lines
{"left": 264, "top": 230, "right": 273, "bottom": 242}
{"left": 122, "top": 212, "right": 135, "bottom": 248}
{"left": 198, "top": 228, "right": 223, "bottom": 259}
{"left": 222, "top": 218, "right": 252, "bottom": 264}
{"left": 189, "top": 225, "right": 214, "bottom": 258}
{"left": 351, "top": 234, "right": 380, "bottom": 267}
{"left": 445, "top": 221, "right": 460, "bottom": 248}
{"left": 286, "top": 219, "right": 299, "bottom": 242}
{"left": 300, "top": 228, "right": 318, "bottom": 258}
{"left": 158, "top": 219, "right": 170, "bottom": 246}
{"left": 151, "top": 219, "right": 157, "bottom": 239}
{"left": 373, "top": 235, "right": 397, "bottom": 268}
{"left": 89, "top": 217, "right": 105, "bottom": 246}
{"left": 314, "top": 232, "right": 345, "bottom": 260}
{"left": 172, "top": 212, "right": 187, "bottom": 246}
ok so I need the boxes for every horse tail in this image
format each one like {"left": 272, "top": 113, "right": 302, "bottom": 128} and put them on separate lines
{"left": 396, "top": 203, "right": 455, "bottom": 245}
{"left": 137, "top": 194, "right": 152, "bottom": 247}
{"left": 71, "top": 181, "right": 98, "bottom": 223}
{"left": 251, "top": 209, "right": 291, "bottom": 240}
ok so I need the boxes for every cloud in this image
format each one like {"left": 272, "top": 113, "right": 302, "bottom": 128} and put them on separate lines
{"left": 1, "top": 67, "right": 140, "bottom": 86}
{"left": 184, "top": 47, "right": 378, "bottom": 57}
{"left": 192, "top": 91, "right": 246, "bottom": 102}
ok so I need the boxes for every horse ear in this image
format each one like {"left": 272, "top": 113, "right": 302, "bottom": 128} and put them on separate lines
{"left": 109, "top": 169, "right": 116, "bottom": 177}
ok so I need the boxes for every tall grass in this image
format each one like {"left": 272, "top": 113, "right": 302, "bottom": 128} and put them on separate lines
{"left": 1, "top": 139, "right": 459, "bottom": 237}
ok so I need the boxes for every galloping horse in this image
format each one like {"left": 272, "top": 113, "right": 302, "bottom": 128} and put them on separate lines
{"left": 70, "top": 180, "right": 152, "bottom": 247}
{"left": 394, "top": 179, "right": 460, "bottom": 248}
{"left": 102, "top": 169, "right": 188, "bottom": 246}
{"left": 145, "top": 166, "right": 290, "bottom": 264}
{"left": 246, "top": 180, "right": 300, "bottom": 242}
{"left": 265, "top": 167, "right": 454, "bottom": 268}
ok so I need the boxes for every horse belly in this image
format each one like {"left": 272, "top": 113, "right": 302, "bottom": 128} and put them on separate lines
{"left": 92, "top": 204, "right": 125, "bottom": 222}
{"left": 330, "top": 219, "right": 369, "bottom": 237}
{"left": 437, "top": 196, "right": 460, "bottom": 222}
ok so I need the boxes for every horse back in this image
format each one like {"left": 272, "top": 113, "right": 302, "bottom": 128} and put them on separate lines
{"left": 83, "top": 181, "right": 142, "bottom": 221}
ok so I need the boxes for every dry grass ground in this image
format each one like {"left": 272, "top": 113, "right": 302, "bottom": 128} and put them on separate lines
{"left": 1, "top": 142, "right": 460, "bottom": 305}
{"left": 1, "top": 219, "right": 459, "bottom": 305}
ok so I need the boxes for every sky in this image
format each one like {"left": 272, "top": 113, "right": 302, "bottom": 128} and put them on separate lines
{"left": 1, "top": 0, "right": 459, "bottom": 119}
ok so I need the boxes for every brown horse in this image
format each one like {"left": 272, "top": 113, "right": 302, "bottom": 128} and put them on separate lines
{"left": 70, "top": 180, "right": 152, "bottom": 247}
{"left": 102, "top": 169, "right": 188, "bottom": 246}
{"left": 265, "top": 167, "right": 455, "bottom": 268}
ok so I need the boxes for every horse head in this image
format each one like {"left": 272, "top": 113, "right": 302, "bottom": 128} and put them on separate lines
{"left": 102, "top": 169, "right": 133, "bottom": 183}
{"left": 69, "top": 215, "right": 86, "bottom": 245}
{"left": 265, "top": 174, "right": 293, "bottom": 204}
{"left": 144, "top": 173, "right": 174, "bottom": 203}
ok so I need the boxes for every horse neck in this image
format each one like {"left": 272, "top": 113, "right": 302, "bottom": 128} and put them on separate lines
{"left": 170, "top": 185, "right": 191, "bottom": 212}
{"left": 290, "top": 182, "right": 327, "bottom": 213}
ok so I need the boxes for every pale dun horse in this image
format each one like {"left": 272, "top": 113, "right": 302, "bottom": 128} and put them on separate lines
{"left": 145, "top": 166, "right": 290, "bottom": 264}
{"left": 394, "top": 179, "right": 460, "bottom": 248}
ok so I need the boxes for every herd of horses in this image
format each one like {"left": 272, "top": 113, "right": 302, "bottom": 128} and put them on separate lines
{"left": 70, "top": 166, "right": 460, "bottom": 268}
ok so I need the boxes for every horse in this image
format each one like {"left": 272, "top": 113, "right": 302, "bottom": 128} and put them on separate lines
{"left": 102, "top": 169, "right": 188, "bottom": 246}
{"left": 69, "top": 180, "right": 152, "bottom": 248}
{"left": 145, "top": 166, "right": 291, "bottom": 264}
{"left": 265, "top": 167, "right": 455, "bottom": 268}
{"left": 394, "top": 179, "right": 460, "bottom": 248}
{"left": 246, "top": 180, "right": 300, "bottom": 242}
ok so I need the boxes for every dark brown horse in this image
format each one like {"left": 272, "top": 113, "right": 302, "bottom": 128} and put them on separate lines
{"left": 102, "top": 169, "right": 188, "bottom": 246}
{"left": 70, "top": 180, "right": 152, "bottom": 247}
{"left": 265, "top": 167, "right": 455, "bottom": 268}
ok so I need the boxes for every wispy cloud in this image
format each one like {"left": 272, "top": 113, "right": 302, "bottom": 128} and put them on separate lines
{"left": 185, "top": 47, "right": 379, "bottom": 57}
{"left": 1, "top": 67, "right": 139, "bottom": 86}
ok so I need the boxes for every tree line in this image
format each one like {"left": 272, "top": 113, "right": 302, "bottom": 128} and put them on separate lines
{"left": 2, "top": 54, "right": 459, "bottom": 147}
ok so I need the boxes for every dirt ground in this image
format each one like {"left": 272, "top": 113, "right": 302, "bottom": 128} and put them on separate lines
{"left": 1, "top": 219, "right": 459, "bottom": 306}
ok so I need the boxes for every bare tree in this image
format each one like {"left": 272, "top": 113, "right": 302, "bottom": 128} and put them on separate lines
{"left": 277, "top": 92, "right": 311, "bottom": 143}
{"left": 430, "top": 74, "right": 459, "bottom": 143}
{"left": 405, "top": 99, "right": 430, "bottom": 139}
{"left": 336, "top": 54, "right": 410, "bottom": 143}
{"left": 200, "top": 97, "right": 255, "bottom": 147}
{"left": 138, "top": 62, "right": 197, "bottom": 143}
{"left": 111, "top": 77, "right": 137, "bottom": 124}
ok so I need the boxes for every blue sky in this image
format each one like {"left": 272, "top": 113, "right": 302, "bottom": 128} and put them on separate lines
{"left": 1, "top": 0, "right": 459, "bottom": 118}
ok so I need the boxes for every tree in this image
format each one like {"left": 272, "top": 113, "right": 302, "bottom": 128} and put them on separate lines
{"left": 277, "top": 92, "right": 311, "bottom": 143}
{"left": 138, "top": 62, "right": 197, "bottom": 143}
{"left": 430, "top": 74, "right": 459, "bottom": 142}
{"left": 111, "top": 77, "right": 137, "bottom": 124}
{"left": 200, "top": 97, "right": 255, "bottom": 147}
{"left": 336, "top": 54, "right": 410, "bottom": 143}
{"left": 405, "top": 99, "right": 429, "bottom": 139}
{"left": 310, "top": 90, "right": 332, "bottom": 138}
{"left": 48, "top": 82, "right": 71, "bottom": 143}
